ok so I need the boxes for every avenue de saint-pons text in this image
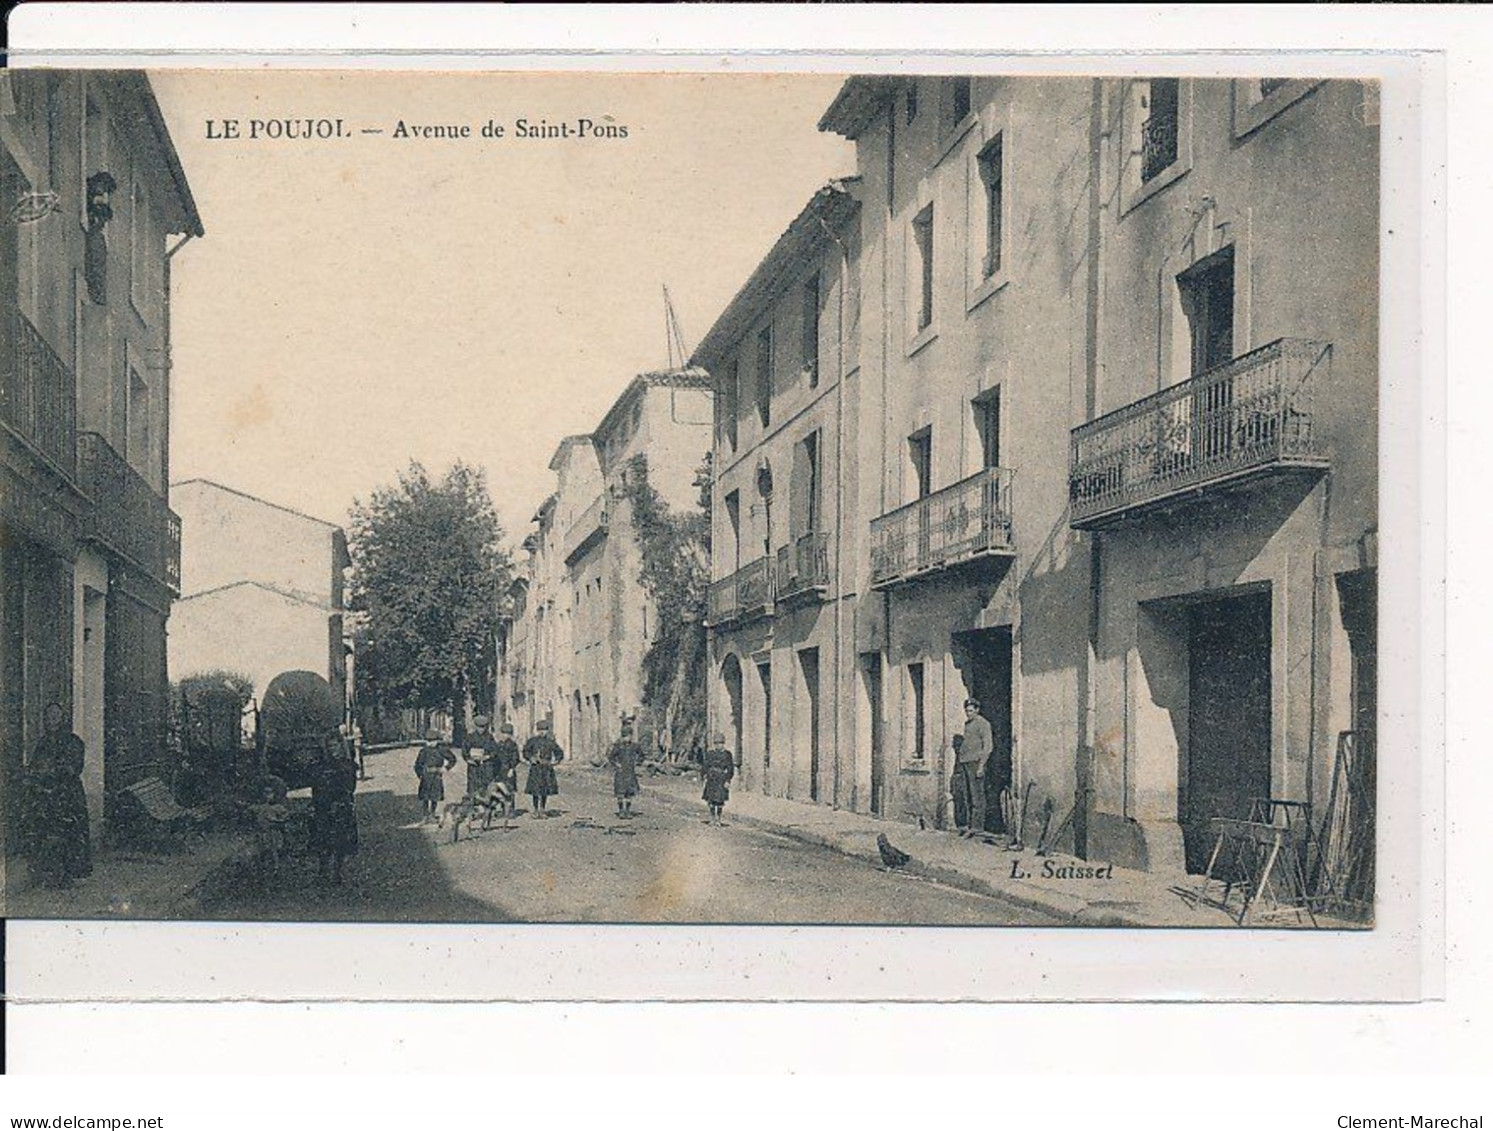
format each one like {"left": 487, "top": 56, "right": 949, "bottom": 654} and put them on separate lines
{"left": 204, "top": 117, "right": 629, "bottom": 140}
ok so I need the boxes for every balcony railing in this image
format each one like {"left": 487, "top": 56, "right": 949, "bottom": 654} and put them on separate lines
{"left": 706, "top": 555, "right": 775, "bottom": 628}
{"left": 1, "top": 311, "right": 77, "bottom": 477}
{"left": 76, "top": 432, "right": 182, "bottom": 593}
{"left": 563, "top": 494, "right": 609, "bottom": 563}
{"left": 869, "top": 466, "right": 1015, "bottom": 589}
{"left": 1068, "top": 338, "right": 1331, "bottom": 530}
{"left": 775, "top": 531, "right": 831, "bottom": 604}
{"left": 1140, "top": 109, "right": 1178, "bottom": 182}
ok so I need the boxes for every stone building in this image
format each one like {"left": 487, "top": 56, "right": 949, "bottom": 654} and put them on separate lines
{"left": 695, "top": 179, "right": 863, "bottom": 806}
{"left": 168, "top": 479, "right": 350, "bottom": 709}
{"left": 1, "top": 70, "right": 202, "bottom": 844}
{"left": 696, "top": 75, "right": 1378, "bottom": 875}
{"left": 498, "top": 369, "right": 713, "bottom": 760}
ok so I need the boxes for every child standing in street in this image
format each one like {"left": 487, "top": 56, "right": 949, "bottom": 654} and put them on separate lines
{"left": 490, "top": 722, "right": 522, "bottom": 819}
{"left": 522, "top": 719, "right": 563, "bottom": 818}
{"left": 607, "top": 718, "right": 642, "bottom": 819}
{"left": 700, "top": 733, "right": 735, "bottom": 826}
{"left": 414, "top": 730, "right": 456, "bottom": 822}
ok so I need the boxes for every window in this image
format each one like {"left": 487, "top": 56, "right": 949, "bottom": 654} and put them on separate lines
{"left": 724, "top": 490, "right": 741, "bottom": 571}
{"left": 130, "top": 180, "right": 149, "bottom": 315}
{"left": 974, "top": 387, "right": 1002, "bottom": 469}
{"left": 794, "top": 430, "right": 823, "bottom": 537}
{"left": 911, "top": 204, "right": 934, "bottom": 333}
{"left": 801, "top": 273, "right": 821, "bottom": 387}
{"left": 722, "top": 358, "right": 740, "bottom": 451}
{"left": 1141, "top": 78, "right": 1180, "bottom": 183}
{"left": 1232, "top": 78, "right": 1323, "bottom": 139}
{"left": 949, "top": 77, "right": 972, "bottom": 129}
{"left": 1122, "top": 78, "right": 1192, "bottom": 214}
{"left": 905, "top": 80, "right": 919, "bottom": 125}
{"left": 127, "top": 364, "right": 149, "bottom": 468}
{"left": 977, "top": 133, "right": 1004, "bottom": 279}
{"left": 81, "top": 94, "right": 104, "bottom": 230}
{"left": 1178, "top": 246, "right": 1235, "bottom": 378}
{"left": 909, "top": 662, "right": 926, "bottom": 761}
{"left": 754, "top": 325, "right": 773, "bottom": 429}
{"left": 909, "top": 428, "right": 933, "bottom": 500}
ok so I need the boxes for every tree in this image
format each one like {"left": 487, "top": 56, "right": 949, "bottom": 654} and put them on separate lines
{"left": 621, "top": 451, "right": 711, "bottom": 756}
{"left": 348, "top": 461, "right": 511, "bottom": 733}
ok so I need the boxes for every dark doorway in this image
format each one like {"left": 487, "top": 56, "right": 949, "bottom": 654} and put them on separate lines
{"left": 799, "top": 649, "right": 822, "bottom": 802}
{"left": 954, "top": 626, "right": 1014, "bottom": 834}
{"left": 1178, "top": 246, "right": 1237, "bottom": 466}
{"left": 861, "top": 653, "right": 886, "bottom": 816}
{"left": 1336, "top": 570, "right": 1377, "bottom": 745}
{"left": 756, "top": 660, "right": 772, "bottom": 795}
{"left": 1183, "top": 589, "right": 1272, "bottom": 873}
{"left": 1178, "top": 245, "right": 1235, "bottom": 378}
{"left": 721, "top": 654, "right": 744, "bottom": 774}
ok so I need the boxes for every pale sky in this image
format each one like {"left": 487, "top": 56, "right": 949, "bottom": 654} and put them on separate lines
{"left": 152, "top": 69, "right": 854, "bottom": 541}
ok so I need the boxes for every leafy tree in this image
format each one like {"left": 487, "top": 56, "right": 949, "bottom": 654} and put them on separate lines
{"left": 621, "top": 452, "right": 711, "bottom": 754}
{"left": 348, "top": 461, "right": 511, "bottom": 732}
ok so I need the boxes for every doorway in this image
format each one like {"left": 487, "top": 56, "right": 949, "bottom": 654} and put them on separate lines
{"left": 954, "top": 626, "right": 1013, "bottom": 833}
{"left": 80, "top": 587, "right": 106, "bottom": 828}
{"left": 1183, "top": 589, "right": 1272, "bottom": 872}
{"left": 861, "top": 653, "right": 885, "bottom": 816}
{"left": 756, "top": 660, "right": 772, "bottom": 795}
{"left": 799, "top": 648, "right": 821, "bottom": 802}
{"left": 720, "top": 654, "right": 744, "bottom": 778}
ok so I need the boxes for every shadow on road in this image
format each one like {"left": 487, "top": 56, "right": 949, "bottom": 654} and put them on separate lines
{"left": 193, "top": 782, "right": 514, "bottom": 923}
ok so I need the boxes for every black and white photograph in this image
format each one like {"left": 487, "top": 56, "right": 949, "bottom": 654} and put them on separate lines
{"left": 1, "top": 66, "right": 1382, "bottom": 932}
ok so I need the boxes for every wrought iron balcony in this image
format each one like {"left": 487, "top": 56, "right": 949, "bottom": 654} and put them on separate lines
{"left": 1068, "top": 338, "right": 1331, "bottom": 530}
{"left": 1, "top": 310, "right": 77, "bottom": 477}
{"left": 775, "top": 531, "right": 831, "bottom": 604}
{"left": 1141, "top": 109, "right": 1178, "bottom": 182}
{"left": 869, "top": 466, "right": 1015, "bottom": 590}
{"left": 563, "top": 494, "right": 609, "bottom": 564}
{"left": 76, "top": 432, "right": 182, "bottom": 594}
{"left": 706, "top": 555, "right": 775, "bottom": 628}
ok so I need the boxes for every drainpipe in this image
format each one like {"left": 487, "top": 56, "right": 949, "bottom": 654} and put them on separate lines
{"left": 163, "top": 232, "right": 195, "bottom": 505}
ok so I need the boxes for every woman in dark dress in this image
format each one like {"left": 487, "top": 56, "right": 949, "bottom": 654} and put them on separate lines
{"left": 521, "top": 719, "right": 563, "bottom": 817}
{"left": 25, "top": 703, "right": 92, "bottom": 888}
{"left": 606, "top": 719, "right": 642, "bottom": 819}
{"left": 414, "top": 731, "right": 456, "bottom": 821}
{"left": 310, "top": 737, "right": 359, "bottom": 884}
{"left": 700, "top": 733, "right": 735, "bottom": 826}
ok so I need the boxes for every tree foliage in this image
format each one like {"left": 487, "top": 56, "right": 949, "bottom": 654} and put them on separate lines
{"left": 348, "top": 461, "right": 511, "bottom": 721}
{"left": 621, "top": 452, "right": 711, "bottom": 752}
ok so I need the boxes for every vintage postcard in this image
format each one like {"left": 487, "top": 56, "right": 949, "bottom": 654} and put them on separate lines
{"left": 0, "top": 57, "right": 1424, "bottom": 990}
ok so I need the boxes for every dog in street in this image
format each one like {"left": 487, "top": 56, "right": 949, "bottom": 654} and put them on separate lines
{"left": 438, "top": 796, "right": 478, "bottom": 843}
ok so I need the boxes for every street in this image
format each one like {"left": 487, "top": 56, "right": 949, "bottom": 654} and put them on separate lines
{"left": 191, "top": 745, "right": 1056, "bottom": 924}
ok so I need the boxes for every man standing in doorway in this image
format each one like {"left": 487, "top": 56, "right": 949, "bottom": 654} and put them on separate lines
{"left": 952, "top": 698, "right": 992, "bottom": 838}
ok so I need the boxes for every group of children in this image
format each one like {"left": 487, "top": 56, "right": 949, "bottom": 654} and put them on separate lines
{"left": 414, "top": 716, "right": 565, "bottom": 823}
{"left": 415, "top": 717, "right": 740, "bottom": 826}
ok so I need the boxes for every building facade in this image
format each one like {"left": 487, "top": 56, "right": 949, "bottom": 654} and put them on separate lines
{"left": 168, "top": 480, "right": 350, "bottom": 709}
{"left": 498, "top": 369, "right": 713, "bottom": 760}
{"left": 696, "top": 75, "right": 1378, "bottom": 875}
{"left": 2, "top": 70, "right": 202, "bottom": 845}
{"left": 696, "top": 179, "right": 862, "bottom": 806}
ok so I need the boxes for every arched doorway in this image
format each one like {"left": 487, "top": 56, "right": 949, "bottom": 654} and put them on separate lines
{"left": 720, "top": 653, "right": 744, "bottom": 786}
